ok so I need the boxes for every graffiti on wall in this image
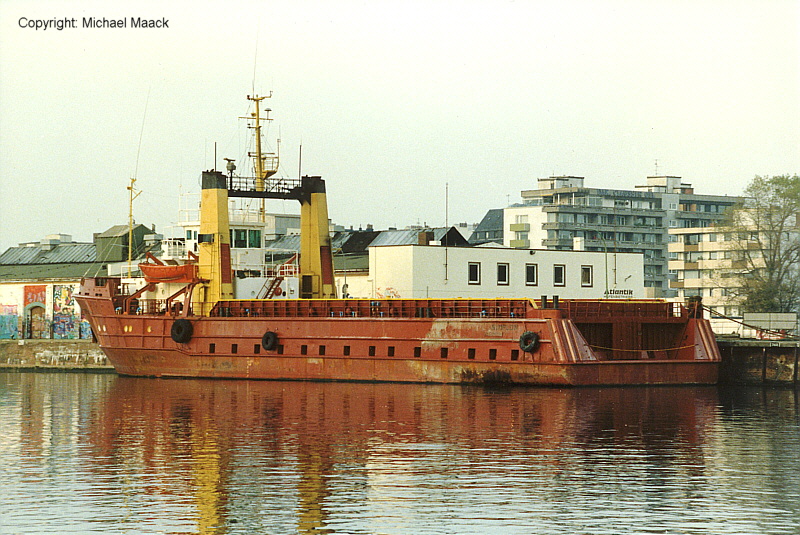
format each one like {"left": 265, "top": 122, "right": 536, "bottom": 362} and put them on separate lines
{"left": 53, "top": 284, "right": 79, "bottom": 339}
{"left": 80, "top": 317, "right": 93, "bottom": 340}
{"left": 53, "top": 285, "right": 77, "bottom": 315}
{"left": 375, "top": 287, "right": 401, "bottom": 299}
{"left": 24, "top": 285, "right": 47, "bottom": 307}
{"left": 0, "top": 304, "right": 18, "bottom": 339}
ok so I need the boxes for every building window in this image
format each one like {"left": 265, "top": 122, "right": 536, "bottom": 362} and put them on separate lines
{"left": 468, "top": 262, "right": 481, "bottom": 285}
{"left": 497, "top": 263, "right": 509, "bottom": 285}
{"left": 232, "top": 229, "right": 247, "bottom": 248}
{"left": 525, "top": 263, "right": 538, "bottom": 286}
{"left": 581, "top": 266, "right": 593, "bottom": 287}
{"left": 248, "top": 229, "right": 262, "bottom": 248}
{"left": 553, "top": 264, "right": 566, "bottom": 286}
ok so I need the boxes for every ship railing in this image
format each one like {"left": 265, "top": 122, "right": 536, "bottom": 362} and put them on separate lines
{"left": 115, "top": 298, "right": 192, "bottom": 316}
{"left": 562, "top": 299, "right": 685, "bottom": 320}
{"left": 228, "top": 174, "right": 301, "bottom": 195}
{"left": 209, "top": 298, "right": 536, "bottom": 319}
{"left": 277, "top": 264, "right": 299, "bottom": 277}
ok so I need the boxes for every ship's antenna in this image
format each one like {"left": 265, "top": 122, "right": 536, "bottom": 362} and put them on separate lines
{"left": 127, "top": 177, "right": 141, "bottom": 278}
{"left": 133, "top": 88, "right": 150, "bottom": 179}
{"left": 128, "top": 89, "right": 149, "bottom": 278}
{"left": 252, "top": 27, "right": 259, "bottom": 94}
{"left": 298, "top": 142, "right": 302, "bottom": 179}
{"left": 243, "top": 93, "right": 276, "bottom": 222}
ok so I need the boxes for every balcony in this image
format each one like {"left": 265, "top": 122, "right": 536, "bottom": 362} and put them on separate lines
{"left": 543, "top": 221, "right": 665, "bottom": 235}
{"left": 541, "top": 204, "right": 665, "bottom": 216}
{"left": 509, "top": 223, "right": 530, "bottom": 232}
{"left": 541, "top": 238, "right": 574, "bottom": 248}
{"left": 509, "top": 239, "right": 530, "bottom": 249}
{"left": 581, "top": 238, "right": 663, "bottom": 250}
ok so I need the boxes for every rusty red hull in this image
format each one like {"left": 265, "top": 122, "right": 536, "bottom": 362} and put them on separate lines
{"left": 100, "top": 346, "right": 718, "bottom": 385}
{"left": 76, "top": 278, "right": 720, "bottom": 386}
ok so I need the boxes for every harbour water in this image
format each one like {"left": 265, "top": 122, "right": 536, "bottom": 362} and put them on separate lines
{"left": 0, "top": 373, "right": 798, "bottom": 535}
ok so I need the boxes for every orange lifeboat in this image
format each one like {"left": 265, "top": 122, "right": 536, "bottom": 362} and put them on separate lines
{"left": 139, "top": 262, "right": 198, "bottom": 283}
{"left": 138, "top": 252, "right": 198, "bottom": 283}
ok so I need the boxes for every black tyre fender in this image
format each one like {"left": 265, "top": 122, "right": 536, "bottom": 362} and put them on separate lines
{"left": 262, "top": 331, "right": 278, "bottom": 351}
{"left": 170, "top": 319, "right": 193, "bottom": 343}
{"left": 519, "top": 331, "right": 539, "bottom": 353}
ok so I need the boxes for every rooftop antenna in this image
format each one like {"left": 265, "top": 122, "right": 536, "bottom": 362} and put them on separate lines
{"left": 444, "top": 182, "right": 449, "bottom": 280}
{"left": 654, "top": 159, "right": 659, "bottom": 175}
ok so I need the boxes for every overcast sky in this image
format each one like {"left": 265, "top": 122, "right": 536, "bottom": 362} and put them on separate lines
{"left": 1, "top": 0, "right": 798, "bottom": 251}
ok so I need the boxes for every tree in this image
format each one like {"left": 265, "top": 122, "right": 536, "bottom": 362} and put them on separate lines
{"left": 723, "top": 174, "right": 800, "bottom": 313}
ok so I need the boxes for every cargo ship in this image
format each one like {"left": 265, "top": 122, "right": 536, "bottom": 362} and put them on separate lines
{"left": 76, "top": 96, "right": 721, "bottom": 385}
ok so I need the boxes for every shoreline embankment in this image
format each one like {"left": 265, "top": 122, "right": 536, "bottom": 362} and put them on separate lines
{"left": 0, "top": 339, "right": 114, "bottom": 372}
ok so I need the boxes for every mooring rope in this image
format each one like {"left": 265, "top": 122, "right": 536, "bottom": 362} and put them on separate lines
{"left": 703, "top": 306, "right": 800, "bottom": 341}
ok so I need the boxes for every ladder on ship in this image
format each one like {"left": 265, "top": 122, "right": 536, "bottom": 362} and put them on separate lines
{"left": 258, "top": 254, "right": 298, "bottom": 299}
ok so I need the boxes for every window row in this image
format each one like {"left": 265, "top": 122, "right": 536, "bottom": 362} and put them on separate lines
{"left": 206, "top": 342, "right": 525, "bottom": 361}
{"left": 467, "top": 262, "right": 593, "bottom": 287}
{"left": 184, "top": 229, "right": 264, "bottom": 248}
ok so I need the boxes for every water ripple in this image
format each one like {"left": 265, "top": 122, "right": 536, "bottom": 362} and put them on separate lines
{"left": 0, "top": 374, "right": 798, "bottom": 534}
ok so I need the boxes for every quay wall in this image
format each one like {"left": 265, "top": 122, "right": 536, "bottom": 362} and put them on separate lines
{"left": 718, "top": 340, "right": 799, "bottom": 385}
{"left": 0, "top": 339, "right": 113, "bottom": 371}
{"left": 1, "top": 339, "right": 798, "bottom": 384}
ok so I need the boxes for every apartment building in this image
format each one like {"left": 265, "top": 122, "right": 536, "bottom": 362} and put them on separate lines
{"left": 504, "top": 176, "right": 740, "bottom": 297}
{"left": 667, "top": 226, "right": 746, "bottom": 317}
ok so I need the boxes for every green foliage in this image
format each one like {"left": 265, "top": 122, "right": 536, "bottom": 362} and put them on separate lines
{"left": 725, "top": 175, "right": 800, "bottom": 313}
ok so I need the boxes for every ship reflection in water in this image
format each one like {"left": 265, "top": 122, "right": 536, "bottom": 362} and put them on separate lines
{"left": 2, "top": 374, "right": 799, "bottom": 534}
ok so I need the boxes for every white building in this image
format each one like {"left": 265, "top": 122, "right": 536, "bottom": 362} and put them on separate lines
{"left": 338, "top": 244, "right": 644, "bottom": 300}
